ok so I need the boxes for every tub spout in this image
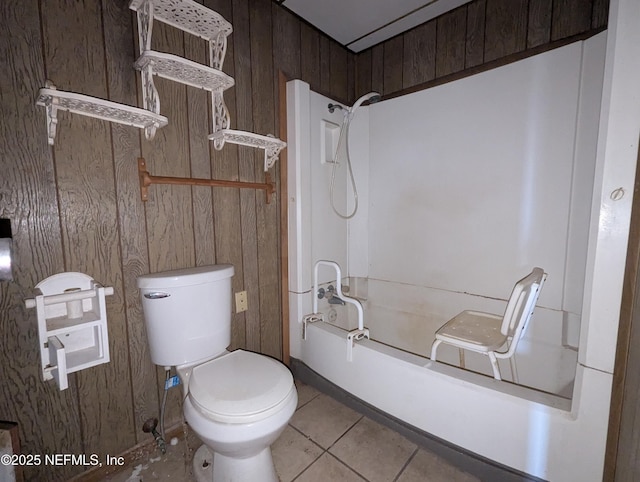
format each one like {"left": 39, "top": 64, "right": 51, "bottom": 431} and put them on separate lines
{"left": 329, "top": 295, "right": 345, "bottom": 305}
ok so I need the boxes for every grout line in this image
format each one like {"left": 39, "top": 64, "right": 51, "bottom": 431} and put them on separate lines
{"left": 286, "top": 423, "right": 325, "bottom": 453}
{"left": 393, "top": 447, "right": 420, "bottom": 482}
{"left": 290, "top": 433, "right": 328, "bottom": 482}
{"left": 288, "top": 441, "right": 325, "bottom": 482}
{"left": 284, "top": 420, "right": 330, "bottom": 481}
{"left": 325, "top": 452, "right": 370, "bottom": 481}
{"left": 292, "top": 384, "right": 417, "bottom": 480}
{"left": 322, "top": 415, "right": 370, "bottom": 480}
{"left": 289, "top": 389, "right": 367, "bottom": 480}
{"left": 291, "top": 454, "right": 327, "bottom": 482}
{"left": 325, "top": 414, "right": 364, "bottom": 453}
{"left": 293, "top": 386, "right": 321, "bottom": 411}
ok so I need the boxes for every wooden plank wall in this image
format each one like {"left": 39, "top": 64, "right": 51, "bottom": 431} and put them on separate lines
{"left": 356, "top": 0, "right": 610, "bottom": 98}
{"left": 0, "top": 0, "right": 349, "bottom": 480}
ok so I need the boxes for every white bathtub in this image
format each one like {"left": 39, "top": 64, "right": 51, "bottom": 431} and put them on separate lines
{"left": 320, "top": 277, "right": 577, "bottom": 397}
{"left": 288, "top": 278, "right": 610, "bottom": 481}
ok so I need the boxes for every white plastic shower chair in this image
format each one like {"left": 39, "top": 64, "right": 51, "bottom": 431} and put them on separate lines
{"left": 430, "top": 267, "right": 547, "bottom": 382}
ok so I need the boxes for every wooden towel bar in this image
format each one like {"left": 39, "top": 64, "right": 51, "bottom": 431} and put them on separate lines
{"left": 138, "top": 157, "right": 275, "bottom": 203}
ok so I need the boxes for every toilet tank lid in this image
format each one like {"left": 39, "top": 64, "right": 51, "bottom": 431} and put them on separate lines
{"left": 137, "top": 264, "right": 234, "bottom": 289}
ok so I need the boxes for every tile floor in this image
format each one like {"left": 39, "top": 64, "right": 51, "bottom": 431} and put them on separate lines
{"left": 105, "top": 381, "right": 479, "bottom": 481}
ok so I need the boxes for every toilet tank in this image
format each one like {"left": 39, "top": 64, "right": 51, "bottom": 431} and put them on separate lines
{"left": 137, "top": 264, "right": 234, "bottom": 367}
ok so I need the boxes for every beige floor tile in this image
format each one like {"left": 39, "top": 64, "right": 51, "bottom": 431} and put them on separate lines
{"left": 295, "top": 453, "right": 366, "bottom": 482}
{"left": 329, "top": 417, "right": 417, "bottom": 482}
{"left": 295, "top": 380, "right": 321, "bottom": 408}
{"left": 272, "top": 425, "right": 324, "bottom": 482}
{"left": 395, "top": 449, "right": 480, "bottom": 482}
{"left": 290, "top": 394, "right": 362, "bottom": 449}
{"left": 99, "top": 390, "right": 487, "bottom": 482}
{"left": 104, "top": 441, "right": 192, "bottom": 481}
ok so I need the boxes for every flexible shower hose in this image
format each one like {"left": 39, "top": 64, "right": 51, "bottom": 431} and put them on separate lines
{"left": 330, "top": 113, "right": 359, "bottom": 220}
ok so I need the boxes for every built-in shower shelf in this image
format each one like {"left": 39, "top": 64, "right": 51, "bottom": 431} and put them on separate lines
{"left": 36, "top": 85, "right": 168, "bottom": 145}
{"left": 209, "top": 129, "right": 287, "bottom": 171}
{"left": 134, "top": 51, "right": 235, "bottom": 92}
{"left": 129, "top": 0, "right": 232, "bottom": 41}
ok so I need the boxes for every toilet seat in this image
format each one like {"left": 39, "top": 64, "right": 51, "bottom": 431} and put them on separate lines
{"left": 189, "top": 350, "right": 295, "bottom": 424}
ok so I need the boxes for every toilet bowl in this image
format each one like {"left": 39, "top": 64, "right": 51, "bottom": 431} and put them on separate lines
{"left": 182, "top": 350, "right": 297, "bottom": 481}
{"left": 137, "top": 265, "right": 297, "bottom": 481}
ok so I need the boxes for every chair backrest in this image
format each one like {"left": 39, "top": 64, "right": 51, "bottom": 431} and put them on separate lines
{"left": 499, "top": 267, "right": 547, "bottom": 357}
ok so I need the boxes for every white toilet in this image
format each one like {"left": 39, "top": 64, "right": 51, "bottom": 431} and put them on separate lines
{"left": 137, "top": 264, "right": 297, "bottom": 482}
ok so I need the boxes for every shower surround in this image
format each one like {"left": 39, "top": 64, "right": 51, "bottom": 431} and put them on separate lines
{"left": 286, "top": 31, "right": 625, "bottom": 481}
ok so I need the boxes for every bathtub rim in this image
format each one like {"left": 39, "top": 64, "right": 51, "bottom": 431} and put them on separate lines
{"left": 312, "top": 321, "right": 573, "bottom": 411}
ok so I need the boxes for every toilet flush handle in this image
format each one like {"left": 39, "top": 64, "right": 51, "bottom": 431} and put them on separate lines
{"left": 144, "top": 292, "right": 170, "bottom": 299}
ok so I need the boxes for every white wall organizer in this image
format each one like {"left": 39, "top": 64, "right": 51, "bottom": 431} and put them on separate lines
{"left": 209, "top": 130, "right": 287, "bottom": 171}
{"left": 36, "top": 83, "right": 168, "bottom": 146}
{"left": 25, "top": 272, "right": 114, "bottom": 391}
{"left": 130, "top": 0, "right": 234, "bottom": 140}
{"left": 129, "top": 0, "right": 233, "bottom": 41}
{"left": 134, "top": 51, "right": 235, "bottom": 92}
{"left": 130, "top": 0, "right": 286, "bottom": 169}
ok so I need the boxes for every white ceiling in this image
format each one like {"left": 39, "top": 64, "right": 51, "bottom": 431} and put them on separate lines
{"left": 279, "top": 0, "right": 473, "bottom": 53}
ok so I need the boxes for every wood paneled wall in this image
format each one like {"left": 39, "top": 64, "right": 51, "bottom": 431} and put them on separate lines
{"left": 0, "top": 0, "right": 608, "bottom": 480}
{"left": 356, "top": 0, "right": 609, "bottom": 98}
{"left": 0, "top": 0, "right": 349, "bottom": 480}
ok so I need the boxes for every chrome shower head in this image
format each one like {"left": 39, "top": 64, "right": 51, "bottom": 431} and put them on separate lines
{"left": 348, "top": 92, "right": 381, "bottom": 119}
{"left": 367, "top": 93, "right": 382, "bottom": 104}
{"left": 351, "top": 92, "right": 381, "bottom": 112}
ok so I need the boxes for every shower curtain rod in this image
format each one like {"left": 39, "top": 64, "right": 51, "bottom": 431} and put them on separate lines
{"left": 137, "top": 157, "right": 275, "bottom": 204}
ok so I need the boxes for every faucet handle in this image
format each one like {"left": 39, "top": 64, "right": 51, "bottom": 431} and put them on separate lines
{"left": 142, "top": 418, "right": 158, "bottom": 433}
{"left": 318, "top": 286, "right": 336, "bottom": 299}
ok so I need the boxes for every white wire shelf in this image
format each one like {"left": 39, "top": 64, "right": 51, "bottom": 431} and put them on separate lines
{"left": 135, "top": 51, "right": 235, "bottom": 92}
{"left": 129, "top": 0, "right": 232, "bottom": 41}
{"left": 36, "top": 84, "right": 168, "bottom": 145}
{"left": 209, "top": 129, "right": 287, "bottom": 171}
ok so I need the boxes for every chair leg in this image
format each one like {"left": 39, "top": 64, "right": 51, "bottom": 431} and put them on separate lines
{"left": 430, "top": 340, "right": 441, "bottom": 361}
{"left": 509, "top": 356, "right": 519, "bottom": 384}
{"left": 488, "top": 352, "right": 501, "bottom": 381}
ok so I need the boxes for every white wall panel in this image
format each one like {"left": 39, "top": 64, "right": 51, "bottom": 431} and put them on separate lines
{"left": 367, "top": 40, "right": 600, "bottom": 313}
